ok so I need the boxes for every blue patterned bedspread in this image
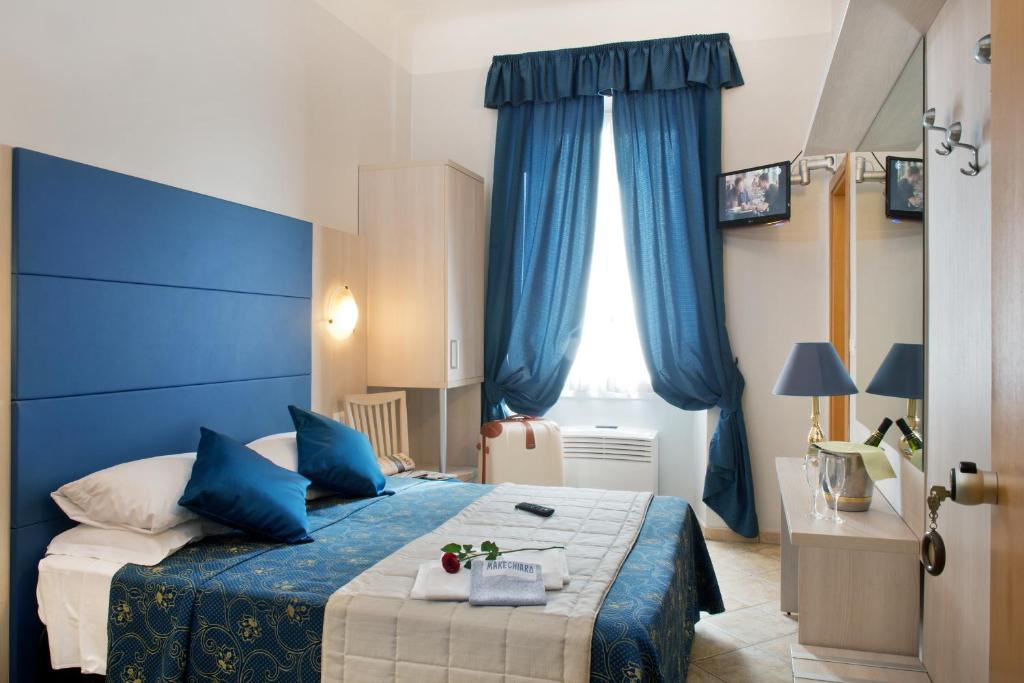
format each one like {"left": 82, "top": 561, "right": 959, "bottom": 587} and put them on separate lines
{"left": 107, "top": 479, "right": 722, "bottom": 682}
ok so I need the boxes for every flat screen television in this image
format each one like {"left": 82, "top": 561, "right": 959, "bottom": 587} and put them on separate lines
{"left": 885, "top": 156, "right": 924, "bottom": 220}
{"left": 717, "top": 160, "right": 791, "bottom": 228}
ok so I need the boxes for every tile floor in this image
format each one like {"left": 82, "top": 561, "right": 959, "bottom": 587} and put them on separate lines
{"left": 687, "top": 540, "right": 797, "bottom": 683}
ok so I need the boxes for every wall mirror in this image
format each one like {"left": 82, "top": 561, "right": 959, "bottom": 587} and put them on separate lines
{"left": 848, "top": 38, "right": 925, "bottom": 516}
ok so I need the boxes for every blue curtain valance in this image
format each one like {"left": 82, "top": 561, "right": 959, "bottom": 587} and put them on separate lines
{"left": 484, "top": 33, "right": 743, "bottom": 109}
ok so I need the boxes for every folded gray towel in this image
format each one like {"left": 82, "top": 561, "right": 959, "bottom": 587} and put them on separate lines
{"left": 469, "top": 559, "right": 547, "bottom": 606}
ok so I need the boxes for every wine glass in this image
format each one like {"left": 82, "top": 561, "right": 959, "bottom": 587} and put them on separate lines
{"left": 823, "top": 453, "right": 848, "bottom": 525}
{"left": 802, "top": 453, "right": 825, "bottom": 520}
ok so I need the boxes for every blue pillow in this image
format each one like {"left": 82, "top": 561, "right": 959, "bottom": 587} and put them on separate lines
{"left": 288, "top": 405, "right": 386, "bottom": 498}
{"left": 179, "top": 427, "right": 313, "bottom": 544}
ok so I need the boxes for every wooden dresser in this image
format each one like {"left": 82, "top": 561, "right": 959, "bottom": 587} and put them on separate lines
{"left": 776, "top": 457, "right": 921, "bottom": 657}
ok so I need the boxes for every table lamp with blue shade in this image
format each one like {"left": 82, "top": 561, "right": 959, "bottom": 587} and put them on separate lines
{"left": 773, "top": 342, "right": 859, "bottom": 453}
{"left": 867, "top": 342, "right": 924, "bottom": 452}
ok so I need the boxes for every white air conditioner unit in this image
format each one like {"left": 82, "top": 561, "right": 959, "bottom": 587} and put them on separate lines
{"left": 560, "top": 426, "right": 659, "bottom": 494}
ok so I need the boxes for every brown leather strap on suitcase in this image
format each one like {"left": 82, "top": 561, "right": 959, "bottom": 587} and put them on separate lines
{"left": 481, "top": 415, "right": 538, "bottom": 449}
{"left": 479, "top": 414, "right": 540, "bottom": 483}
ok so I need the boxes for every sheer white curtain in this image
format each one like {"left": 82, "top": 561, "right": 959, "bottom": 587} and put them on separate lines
{"left": 562, "top": 105, "right": 652, "bottom": 398}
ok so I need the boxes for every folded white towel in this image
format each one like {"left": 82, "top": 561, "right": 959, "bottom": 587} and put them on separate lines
{"left": 410, "top": 548, "right": 569, "bottom": 601}
{"left": 410, "top": 561, "right": 471, "bottom": 601}
{"left": 504, "top": 548, "right": 569, "bottom": 591}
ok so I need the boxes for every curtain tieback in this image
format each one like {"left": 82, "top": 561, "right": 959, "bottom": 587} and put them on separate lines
{"left": 718, "top": 363, "right": 746, "bottom": 416}
{"left": 483, "top": 379, "right": 504, "bottom": 406}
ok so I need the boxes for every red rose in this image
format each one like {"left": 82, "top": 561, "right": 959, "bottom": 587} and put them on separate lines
{"left": 441, "top": 552, "right": 461, "bottom": 574}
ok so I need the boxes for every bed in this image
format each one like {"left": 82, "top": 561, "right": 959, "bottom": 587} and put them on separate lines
{"left": 9, "top": 148, "right": 722, "bottom": 682}
{"left": 39, "top": 477, "right": 721, "bottom": 681}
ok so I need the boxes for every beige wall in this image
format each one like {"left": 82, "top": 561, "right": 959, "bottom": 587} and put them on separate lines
{"left": 716, "top": 34, "right": 831, "bottom": 533}
{"left": 410, "top": 25, "right": 833, "bottom": 533}
{"left": 923, "top": 0, "right": 992, "bottom": 680}
{"left": 0, "top": 0, "right": 411, "bottom": 414}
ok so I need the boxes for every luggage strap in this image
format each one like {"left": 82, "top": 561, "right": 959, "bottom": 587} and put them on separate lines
{"left": 480, "top": 414, "right": 538, "bottom": 449}
{"left": 478, "top": 415, "right": 541, "bottom": 484}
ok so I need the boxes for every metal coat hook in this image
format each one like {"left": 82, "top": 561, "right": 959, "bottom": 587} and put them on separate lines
{"left": 946, "top": 121, "right": 981, "bottom": 176}
{"left": 974, "top": 34, "right": 992, "bottom": 64}
{"left": 922, "top": 108, "right": 953, "bottom": 156}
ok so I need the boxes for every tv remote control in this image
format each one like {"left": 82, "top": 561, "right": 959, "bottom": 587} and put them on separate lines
{"left": 515, "top": 502, "right": 555, "bottom": 517}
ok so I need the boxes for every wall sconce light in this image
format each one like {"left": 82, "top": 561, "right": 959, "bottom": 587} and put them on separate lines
{"left": 326, "top": 285, "right": 359, "bottom": 340}
{"left": 922, "top": 108, "right": 953, "bottom": 156}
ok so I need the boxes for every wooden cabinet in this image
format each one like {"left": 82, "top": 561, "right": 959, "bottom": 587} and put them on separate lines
{"left": 361, "top": 161, "right": 485, "bottom": 389}
{"left": 777, "top": 457, "right": 921, "bottom": 657}
{"left": 360, "top": 161, "right": 486, "bottom": 479}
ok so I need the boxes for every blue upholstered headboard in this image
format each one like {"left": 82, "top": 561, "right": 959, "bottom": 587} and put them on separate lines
{"left": 9, "top": 149, "right": 313, "bottom": 681}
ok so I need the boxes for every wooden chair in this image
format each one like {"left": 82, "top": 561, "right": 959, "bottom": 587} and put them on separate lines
{"left": 343, "top": 391, "right": 416, "bottom": 476}
{"left": 342, "top": 390, "right": 477, "bottom": 481}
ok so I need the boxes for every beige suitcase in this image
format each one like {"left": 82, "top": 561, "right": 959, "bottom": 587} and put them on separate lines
{"left": 479, "top": 416, "right": 564, "bottom": 486}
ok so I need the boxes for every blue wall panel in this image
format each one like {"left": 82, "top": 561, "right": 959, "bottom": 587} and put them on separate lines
{"left": 13, "top": 149, "right": 312, "bottom": 298}
{"left": 9, "top": 148, "right": 314, "bottom": 682}
{"left": 14, "top": 275, "right": 311, "bottom": 399}
{"left": 12, "top": 375, "right": 311, "bottom": 528}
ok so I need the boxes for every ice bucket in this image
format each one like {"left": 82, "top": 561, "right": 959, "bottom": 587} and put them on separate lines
{"left": 818, "top": 451, "right": 873, "bottom": 511}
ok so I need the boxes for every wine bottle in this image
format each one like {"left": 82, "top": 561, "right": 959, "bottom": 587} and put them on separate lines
{"left": 864, "top": 417, "right": 894, "bottom": 447}
{"left": 895, "top": 418, "right": 924, "bottom": 451}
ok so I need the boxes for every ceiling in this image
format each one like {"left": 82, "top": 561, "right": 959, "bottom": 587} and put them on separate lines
{"left": 315, "top": 0, "right": 834, "bottom": 73}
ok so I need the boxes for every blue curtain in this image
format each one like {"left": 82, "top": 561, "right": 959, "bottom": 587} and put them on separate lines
{"left": 612, "top": 86, "right": 759, "bottom": 538}
{"left": 482, "top": 96, "right": 604, "bottom": 420}
{"left": 482, "top": 33, "right": 753, "bottom": 537}
{"left": 485, "top": 34, "right": 744, "bottom": 109}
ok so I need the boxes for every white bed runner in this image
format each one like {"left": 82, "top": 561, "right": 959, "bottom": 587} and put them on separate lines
{"left": 320, "top": 484, "right": 652, "bottom": 683}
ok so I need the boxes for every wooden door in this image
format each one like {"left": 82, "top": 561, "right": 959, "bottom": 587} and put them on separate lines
{"left": 922, "top": 1, "right": 992, "bottom": 681}
{"left": 989, "top": 0, "right": 1024, "bottom": 679}
{"left": 828, "top": 155, "right": 851, "bottom": 440}
{"left": 921, "top": 0, "right": 991, "bottom": 679}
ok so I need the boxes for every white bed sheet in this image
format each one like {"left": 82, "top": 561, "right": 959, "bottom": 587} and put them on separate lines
{"left": 37, "top": 554, "right": 122, "bottom": 675}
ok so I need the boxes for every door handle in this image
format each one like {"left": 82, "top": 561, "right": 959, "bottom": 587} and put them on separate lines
{"left": 450, "top": 339, "right": 459, "bottom": 370}
{"left": 922, "top": 461, "right": 999, "bottom": 576}
{"left": 948, "top": 460, "right": 999, "bottom": 505}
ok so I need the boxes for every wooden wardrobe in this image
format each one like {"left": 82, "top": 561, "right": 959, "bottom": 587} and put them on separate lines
{"left": 359, "top": 160, "right": 486, "bottom": 480}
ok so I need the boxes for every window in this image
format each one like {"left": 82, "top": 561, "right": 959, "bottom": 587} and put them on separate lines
{"left": 562, "top": 103, "right": 652, "bottom": 398}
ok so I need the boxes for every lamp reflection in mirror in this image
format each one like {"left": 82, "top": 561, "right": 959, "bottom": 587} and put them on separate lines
{"left": 773, "top": 342, "right": 859, "bottom": 454}
{"left": 866, "top": 342, "right": 924, "bottom": 457}
{"left": 326, "top": 285, "right": 359, "bottom": 340}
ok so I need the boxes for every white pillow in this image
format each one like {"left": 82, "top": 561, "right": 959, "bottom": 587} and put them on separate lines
{"left": 246, "top": 431, "right": 299, "bottom": 470}
{"left": 246, "top": 432, "right": 332, "bottom": 500}
{"left": 51, "top": 453, "right": 198, "bottom": 534}
{"left": 46, "top": 519, "right": 216, "bottom": 566}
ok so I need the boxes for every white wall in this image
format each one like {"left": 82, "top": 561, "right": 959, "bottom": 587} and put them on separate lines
{"left": 411, "top": 20, "right": 833, "bottom": 535}
{"left": 0, "top": 0, "right": 412, "bottom": 414}
{"left": 407, "top": 0, "right": 831, "bottom": 75}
